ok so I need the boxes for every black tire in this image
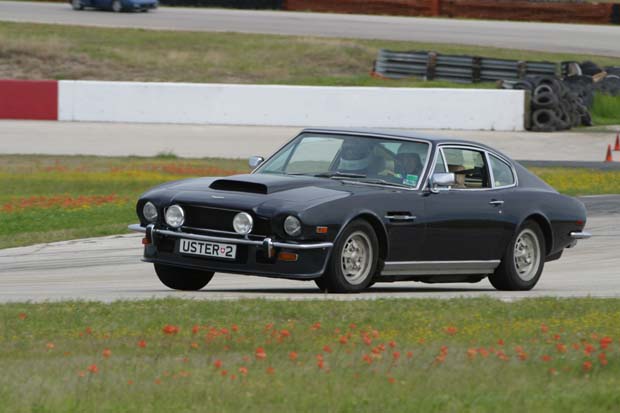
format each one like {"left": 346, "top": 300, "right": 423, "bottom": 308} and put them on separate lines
{"left": 314, "top": 219, "right": 379, "bottom": 293}
{"left": 531, "top": 109, "right": 557, "bottom": 132}
{"left": 488, "top": 221, "right": 546, "bottom": 291}
{"left": 154, "top": 263, "right": 214, "bottom": 291}
{"left": 532, "top": 92, "right": 559, "bottom": 109}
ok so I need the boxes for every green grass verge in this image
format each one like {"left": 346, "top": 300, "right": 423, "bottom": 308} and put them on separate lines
{"left": 1, "top": 155, "right": 619, "bottom": 249}
{"left": 591, "top": 93, "right": 620, "bottom": 126}
{"left": 1, "top": 298, "right": 619, "bottom": 412}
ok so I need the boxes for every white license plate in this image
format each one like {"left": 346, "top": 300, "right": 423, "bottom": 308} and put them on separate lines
{"left": 179, "top": 238, "right": 237, "bottom": 260}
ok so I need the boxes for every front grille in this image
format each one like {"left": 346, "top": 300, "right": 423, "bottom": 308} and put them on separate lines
{"left": 181, "top": 205, "right": 271, "bottom": 236}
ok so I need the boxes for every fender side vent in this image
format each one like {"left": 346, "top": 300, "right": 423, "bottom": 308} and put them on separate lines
{"left": 210, "top": 179, "right": 268, "bottom": 194}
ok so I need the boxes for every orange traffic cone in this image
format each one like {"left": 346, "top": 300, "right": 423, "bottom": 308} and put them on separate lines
{"left": 615, "top": 133, "right": 620, "bottom": 151}
{"left": 605, "top": 144, "right": 614, "bottom": 162}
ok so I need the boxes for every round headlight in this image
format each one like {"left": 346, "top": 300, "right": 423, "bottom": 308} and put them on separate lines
{"left": 284, "top": 215, "right": 302, "bottom": 237}
{"left": 233, "top": 212, "right": 253, "bottom": 235}
{"left": 143, "top": 201, "right": 158, "bottom": 223}
{"left": 165, "top": 205, "right": 185, "bottom": 228}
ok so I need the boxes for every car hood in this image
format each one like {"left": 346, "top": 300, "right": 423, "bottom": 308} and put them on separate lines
{"left": 151, "top": 173, "right": 376, "bottom": 215}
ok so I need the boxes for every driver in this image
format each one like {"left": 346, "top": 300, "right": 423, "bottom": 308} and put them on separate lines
{"left": 337, "top": 140, "right": 372, "bottom": 174}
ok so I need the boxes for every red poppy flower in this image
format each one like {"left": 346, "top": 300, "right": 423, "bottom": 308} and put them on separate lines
{"left": 555, "top": 343, "right": 567, "bottom": 353}
{"left": 497, "top": 339, "right": 505, "bottom": 346}
{"left": 137, "top": 340, "right": 147, "bottom": 348}
{"left": 387, "top": 377, "right": 396, "bottom": 384}
{"left": 88, "top": 364, "right": 98, "bottom": 374}
{"left": 540, "top": 324, "right": 549, "bottom": 333}
{"left": 444, "top": 326, "right": 458, "bottom": 336}
{"left": 392, "top": 351, "right": 400, "bottom": 361}
{"left": 102, "top": 349, "right": 111, "bottom": 358}
{"left": 467, "top": 348, "right": 477, "bottom": 359}
{"left": 214, "top": 360, "right": 223, "bottom": 369}
{"left": 266, "top": 367, "right": 275, "bottom": 375}
{"left": 541, "top": 355, "right": 552, "bottom": 362}
{"left": 289, "top": 351, "right": 298, "bottom": 361}
{"left": 406, "top": 351, "right": 414, "bottom": 359}
{"left": 192, "top": 325, "right": 200, "bottom": 335}
{"left": 238, "top": 367, "right": 248, "bottom": 376}
{"left": 46, "top": 342, "right": 55, "bottom": 350}
{"left": 255, "top": 347, "right": 267, "bottom": 360}
{"left": 600, "top": 337, "right": 613, "bottom": 350}
{"left": 18, "top": 313, "right": 27, "bottom": 320}
{"left": 323, "top": 345, "right": 332, "bottom": 353}
{"left": 162, "top": 325, "right": 179, "bottom": 335}
{"left": 583, "top": 361, "right": 593, "bottom": 372}
{"left": 339, "top": 336, "right": 348, "bottom": 345}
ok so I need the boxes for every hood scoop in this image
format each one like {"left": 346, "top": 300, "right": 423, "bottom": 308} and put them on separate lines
{"left": 210, "top": 178, "right": 267, "bottom": 194}
{"left": 208, "top": 174, "right": 327, "bottom": 195}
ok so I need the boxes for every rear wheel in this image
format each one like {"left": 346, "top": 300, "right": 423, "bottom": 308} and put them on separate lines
{"left": 489, "top": 221, "right": 545, "bottom": 291}
{"left": 154, "top": 263, "right": 214, "bottom": 291}
{"left": 314, "top": 219, "right": 378, "bottom": 293}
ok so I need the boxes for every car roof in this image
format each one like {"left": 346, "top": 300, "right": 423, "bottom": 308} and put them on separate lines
{"left": 303, "top": 127, "right": 476, "bottom": 145}
{"left": 301, "top": 127, "right": 510, "bottom": 159}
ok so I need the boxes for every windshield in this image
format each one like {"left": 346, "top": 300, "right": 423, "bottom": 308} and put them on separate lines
{"left": 256, "top": 133, "right": 431, "bottom": 189}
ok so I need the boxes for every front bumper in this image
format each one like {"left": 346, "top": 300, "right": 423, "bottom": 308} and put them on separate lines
{"left": 567, "top": 231, "right": 592, "bottom": 248}
{"left": 128, "top": 224, "right": 333, "bottom": 279}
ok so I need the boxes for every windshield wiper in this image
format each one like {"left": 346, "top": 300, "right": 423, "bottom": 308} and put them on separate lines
{"left": 313, "top": 172, "right": 367, "bottom": 179}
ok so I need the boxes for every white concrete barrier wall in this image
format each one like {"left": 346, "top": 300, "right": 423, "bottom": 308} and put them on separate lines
{"left": 58, "top": 81, "right": 526, "bottom": 131}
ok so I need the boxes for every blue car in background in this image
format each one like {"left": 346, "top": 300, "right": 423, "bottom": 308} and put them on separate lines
{"left": 70, "top": 0, "right": 158, "bottom": 12}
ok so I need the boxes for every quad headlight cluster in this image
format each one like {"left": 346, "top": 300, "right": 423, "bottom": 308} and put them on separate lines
{"left": 283, "top": 215, "right": 302, "bottom": 237}
{"left": 142, "top": 201, "right": 158, "bottom": 223}
{"left": 165, "top": 205, "right": 185, "bottom": 228}
{"left": 233, "top": 212, "right": 253, "bottom": 235}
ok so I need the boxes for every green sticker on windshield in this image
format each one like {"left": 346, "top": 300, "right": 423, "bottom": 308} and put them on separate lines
{"left": 404, "top": 174, "right": 419, "bottom": 187}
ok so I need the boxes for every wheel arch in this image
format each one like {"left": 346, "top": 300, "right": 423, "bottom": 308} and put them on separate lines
{"left": 336, "top": 211, "right": 389, "bottom": 261}
{"left": 521, "top": 213, "right": 553, "bottom": 256}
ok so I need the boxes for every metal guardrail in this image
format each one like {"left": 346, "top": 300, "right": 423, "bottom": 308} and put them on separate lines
{"left": 373, "top": 50, "right": 557, "bottom": 83}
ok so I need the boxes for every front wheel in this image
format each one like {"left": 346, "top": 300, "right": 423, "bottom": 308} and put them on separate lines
{"left": 154, "top": 263, "right": 214, "bottom": 291}
{"left": 489, "top": 221, "right": 545, "bottom": 291}
{"left": 314, "top": 219, "right": 378, "bottom": 293}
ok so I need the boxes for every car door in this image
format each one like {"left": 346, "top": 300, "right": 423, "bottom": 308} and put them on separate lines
{"left": 421, "top": 145, "right": 513, "bottom": 261}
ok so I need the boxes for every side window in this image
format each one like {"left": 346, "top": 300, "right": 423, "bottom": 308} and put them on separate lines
{"left": 489, "top": 154, "right": 515, "bottom": 187}
{"left": 432, "top": 151, "right": 447, "bottom": 174}
{"left": 442, "top": 148, "right": 490, "bottom": 189}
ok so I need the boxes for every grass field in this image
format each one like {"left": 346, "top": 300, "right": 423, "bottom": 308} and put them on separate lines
{"left": 0, "top": 298, "right": 619, "bottom": 412}
{"left": 1, "top": 154, "right": 619, "bottom": 250}
{"left": 2, "top": 20, "right": 620, "bottom": 85}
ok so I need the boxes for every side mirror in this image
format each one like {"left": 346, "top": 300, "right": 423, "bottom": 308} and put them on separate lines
{"left": 248, "top": 156, "right": 264, "bottom": 170}
{"left": 429, "top": 173, "right": 455, "bottom": 193}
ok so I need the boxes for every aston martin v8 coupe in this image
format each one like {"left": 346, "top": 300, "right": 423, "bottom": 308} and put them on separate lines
{"left": 129, "top": 128, "right": 591, "bottom": 293}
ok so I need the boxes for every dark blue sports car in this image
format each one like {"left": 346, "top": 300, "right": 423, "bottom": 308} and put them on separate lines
{"left": 130, "top": 128, "right": 591, "bottom": 293}
{"left": 70, "top": 0, "right": 157, "bottom": 12}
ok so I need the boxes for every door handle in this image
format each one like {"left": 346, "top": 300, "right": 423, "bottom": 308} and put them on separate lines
{"left": 489, "top": 200, "right": 505, "bottom": 206}
{"left": 385, "top": 214, "right": 416, "bottom": 222}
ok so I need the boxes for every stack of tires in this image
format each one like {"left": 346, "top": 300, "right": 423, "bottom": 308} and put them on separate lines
{"left": 515, "top": 75, "right": 592, "bottom": 132}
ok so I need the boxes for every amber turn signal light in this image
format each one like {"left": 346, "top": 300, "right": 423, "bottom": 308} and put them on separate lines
{"left": 142, "top": 237, "right": 151, "bottom": 245}
{"left": 316, "top": 226, "right": 328, "bottom": 234}
{"left": 277, "top": 252, "right": 298, "bottom": 262}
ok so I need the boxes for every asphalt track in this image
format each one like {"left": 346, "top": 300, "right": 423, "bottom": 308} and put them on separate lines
{"left": 1, "top": 1, "right": 620, "bottom": 57}
{"left": 0, "top": 197, "right": 618, "bottom": 303}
